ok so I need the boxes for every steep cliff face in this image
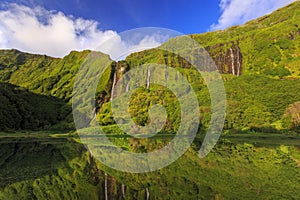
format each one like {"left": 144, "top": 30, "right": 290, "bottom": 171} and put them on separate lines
{"left": 206, "top": 42, "right": 242, "bottom": 76}
{"left": 110, "top": 61, "right": 130, "bottom": 99}
{"left": 192, "top": 1, "right": 300, "bottom": 76}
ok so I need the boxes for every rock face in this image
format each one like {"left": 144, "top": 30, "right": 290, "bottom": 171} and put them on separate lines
{"left": 123, "top": 41, "right": 244, "bottom": 75}
{"left": 207, "top": 42, "right": 243, "bottom": 76}
{"left": 95, "top": 42, "right": 243, "bottom": 115}
{"left": 109, "top": 60, "right": 130, "bottom": 99}
{"left": 283, "top": 101, "right": 300, "bottom": 128}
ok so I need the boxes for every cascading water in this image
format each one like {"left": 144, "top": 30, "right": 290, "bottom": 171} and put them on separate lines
{"left": 229, "top": 47, "right": 235, "bottom": 75}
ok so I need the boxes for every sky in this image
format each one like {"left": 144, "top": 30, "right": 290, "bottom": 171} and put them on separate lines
{"left": 0, "top": 0, "right": 296, "bottom": 59}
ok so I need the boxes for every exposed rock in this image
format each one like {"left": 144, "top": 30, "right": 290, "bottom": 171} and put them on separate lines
{"left": 283, "top": 101, "right": 300, "bottom": 128}
{"left": 207, "top": 42, "right": 243, "bottom": 76}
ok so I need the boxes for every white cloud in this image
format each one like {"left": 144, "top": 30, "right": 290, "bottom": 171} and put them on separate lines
{"left": 210, "top": 0, "right": 296, "bottom": 31}
{"left": 101, "top": 33, "right": 168, "bottom": 60}
{"left": 0, "top": 3, "right": 166, "bottom": 59}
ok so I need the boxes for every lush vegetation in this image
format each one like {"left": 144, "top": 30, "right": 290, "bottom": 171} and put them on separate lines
{"left": 0, "top": 49, "right": 95, "bottom": 100}
{"left": 0, "top": 2, "right": 300, "bottom": 199}
{"left": 224, "top": 75, "right": 300, "bottom": 131}
{"left": 98, "top": 2, "right": 300, "bottom": 134}
{"left": 102, "top": 136, "right": 300, "bottom": 199}
{"left": 0, "top": 82, "right": 71, "bottom": 131}
{"left": 0, "top": 50, "right": 113, "bottom": 131}
{"left": 191, "top": 2, "right": 300, "bottom": 77}
{"left": 0, "top": 135, "right": 108, "bottom": 199}
{"left": 0, "top": 133, "right": 299, "bottom": 199}
{"left": 0, "top": 2, "right": 299, "bottom": 133}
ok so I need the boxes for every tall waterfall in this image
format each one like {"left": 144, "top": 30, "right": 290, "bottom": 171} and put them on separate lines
{"left": 146, "top": 188, "right": 150, "bottom": 200}
{"left": 237, "top": 46, "right": 241, "bottom": 76}
{"left": 229, "top": 47, "right": 235, "bottom": 75}
{"left": 105, "top": 173, "right": 108, "bottom": 200}
{"left": 125, "top": 82, "right": 129, "bottom": 92}
{"left": 121, "top": 184, "right": 126, "bottom": 199}
{"left": 111, "top": 71, "right": 117, "bottom": 100}
{"left": 146, "top": 65, "right": 150, "bottom": 89}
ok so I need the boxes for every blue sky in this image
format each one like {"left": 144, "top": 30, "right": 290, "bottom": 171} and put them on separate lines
{"left": 2, "top": 0, "right": 221, "bottom": 34}
{"left": 0, "top": 0, "right": 296, "bottom": 58}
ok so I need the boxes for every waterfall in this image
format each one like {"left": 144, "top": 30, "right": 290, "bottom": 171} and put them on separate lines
{"left": 124, "top": 75, "right": 130, "bottom": 92}
{"left": 105, "top": 173, "right": 108, "bottom": 200}
{"left": 236, "top": 46, "right": 241, "bottom": 76}
{"left": 125, "top": 82, "right": 129, "bottom": 92}
{"left": 229, "top": 47, "right": 235, "bottom": 75}
{"left": 121, "top": 184, "right": 126, "bottom": 199}
{"left": 146, "top": 65, "right": 150, "bottom": 89}
{"left": 111, "top": 71, "right": 117, "bottom": 100}
{"left": 146, "top": 188, "right": 150, "bottom": 200}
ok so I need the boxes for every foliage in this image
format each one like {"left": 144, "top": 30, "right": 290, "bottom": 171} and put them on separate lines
{"left": 0, "top": 82, "right": 70, "bottom": 131}
{"left": 0, "top": 134, "right": 299, "bottom": 199}
{"left": 97, "top": 135, "right": 300, "bottom": 199}
{"left": 0, "top": 2, "right": 299, "bottom": 133}
{"left": 0, "top": 137, "right": 107, "bottom": 199}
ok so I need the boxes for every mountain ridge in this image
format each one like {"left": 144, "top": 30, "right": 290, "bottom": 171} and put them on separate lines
{"left": 0, "top": 1, "right": 299, "bottom": 132}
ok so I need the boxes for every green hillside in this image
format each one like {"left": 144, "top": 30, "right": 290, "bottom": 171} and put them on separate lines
{"left": 126, "top": 1, "right": 300, "bottom": 77}
{"left": 0, "top": 50, "right": 112, "bottom": 131}
{"left": 0, "top": 2, "right": 299, "bottom": 132}
{"left": 0, "top": 82, "right": 70, "bottom": 131}
{"left": 98, "top": 1, "right": 300, "bottom": 133}
{"left": 0, "top": 2, "right": 300, "bottom": 200}
{"left": 194, "top": 1, "right": 300, "bottom": 77}
{"left": 0, "top": 49, "right": 95, "bottom": 100}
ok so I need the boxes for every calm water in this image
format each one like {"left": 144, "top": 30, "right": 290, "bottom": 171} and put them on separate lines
{"left": 0, "top": 134, "right": 299, "bottom": 199}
